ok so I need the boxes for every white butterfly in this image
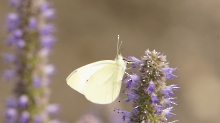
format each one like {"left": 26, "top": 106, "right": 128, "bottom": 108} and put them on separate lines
{"left": 66, "top": 35, "right": 127, "bottom": 104}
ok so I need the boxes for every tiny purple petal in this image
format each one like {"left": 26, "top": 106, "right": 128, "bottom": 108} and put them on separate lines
{"left": 114, "top": 109, "right": 132, "bottom": 121}
{"left": 151, "top": 93, "right": 158, "bottom": 104}
{"left": 161, "top": 86, "right": 173, "bottom": 97}
{"left": 130, "top": 74, "right": 140, "bottom": 82}
{"left": 161, "top": 85, "right": 179, "bottom": 97}
{"left": 127, "top": 56, "right": 140, "bottom": 68}
{"left": 146, "top": 81, "right": 155, "bottom": 93}
{"left": 18, "top": 95, "right": 28, "bottom": 108}
{"left": 19, "top": 111, "right": 30, "bottom": 123}
{"left": 122, "top": 75, "right": 132, "bottom": 88}
{"left": 161, "top": 67, "right": 178, "bottom": 80}
{"left": 122, "top": 74, "right": 139, "bottom": 89}
{"left": 163, "top": 107, "right": 176, "bottom": 118}
{"left": 154, "top": 105, "right": 163, "bottom": 114}
{"left": 124, "top": 91, "right": 136, "bottom": 102}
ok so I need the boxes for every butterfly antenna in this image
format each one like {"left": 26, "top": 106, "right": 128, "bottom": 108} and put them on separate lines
{"left": 117, "top": 35, "right": 120, "bottom": 54}
{"left": 117, "top": 35, "right": 123, "bottom": 54}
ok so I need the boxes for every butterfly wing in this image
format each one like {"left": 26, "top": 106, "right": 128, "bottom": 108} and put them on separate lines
{"left": 66, "top": 60, "right": 114, "bottom": 94}
{"left": 84, "top": 62, "right": 125, "bottom": 104}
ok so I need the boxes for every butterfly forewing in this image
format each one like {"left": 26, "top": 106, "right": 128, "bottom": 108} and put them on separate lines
{"left": 66, "top": 60, "right": 114, "bottom": 94}
{"left": 84, "top": 62, "right": 125, "bottom": 104}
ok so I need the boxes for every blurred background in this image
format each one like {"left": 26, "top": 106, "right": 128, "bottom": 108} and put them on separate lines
{"left": 0, "top": 0, "right": 220, "bottom": 123}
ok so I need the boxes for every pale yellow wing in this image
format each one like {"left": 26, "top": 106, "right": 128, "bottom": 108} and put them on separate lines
{"left": 84, "top": 62, "right": 125, "bottom": 104}
{"left": 66, "top": 60, "right": 114, "bottom": 94}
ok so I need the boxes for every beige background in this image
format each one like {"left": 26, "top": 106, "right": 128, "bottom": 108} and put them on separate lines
{"left": 1, "top": 0, "right": 220, "bottom": 123}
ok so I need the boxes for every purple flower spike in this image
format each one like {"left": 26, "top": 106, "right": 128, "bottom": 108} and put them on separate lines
{"left": 18, "top": 95, "right": 28, "bottom": 108}
{"left": 161, "top": 67, "right": 178, "bottom": 80}
{"left": 6, "top": 13, "right": 19, "bottom": 31}
{"left": 146, "top": 81, "right": 155, "bottom": 93}
{"left": 117, "top": 50, "right": 179, "bottom": 122}
{"left": 19, "top": 111, "right": 30, "bottom": 123}
{"left": 151, "top": 93, "right": 158, "bottom": 104}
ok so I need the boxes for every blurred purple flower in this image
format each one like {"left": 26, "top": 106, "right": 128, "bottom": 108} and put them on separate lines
{"left": 9, "top": 0, "right": 20, "bottom": 7}
{"left": 32, "top": 77, "right": 41, "bottom": 88}
{"left": 5, "top": 108, "right": 17, "bottom": 123}
{"left": 6, "top": 97, "right": 17, "bottom": 107}
{"left": 29, "top": 17, "right": 37, "bottom": 30}
{"left": 6, "top": 13, "right": 19, "bottom": 31}
{"left": 19, "top": 111, "right": 30, "bottom": 123}
{"left": 3, "top": 0, "right": 61, "bottom": 122}
{"left": 2, "top": 53, "right": 15, "bottom": 63}
{"left": 46, "top": 104, "right": 60, "bottom": 115}
{"left": 18, "top": 95, "right": 28, "bottom": 108}
{"left": 3, "top": 70, "right": 15, "bottom": 81}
